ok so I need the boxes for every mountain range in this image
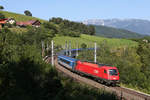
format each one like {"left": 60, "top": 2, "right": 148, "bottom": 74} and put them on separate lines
{"left": 83, "top": 19, "right": 150, "bottom": 35}
{"left": 94, "top": 25, "right": 143, "bottom": 38}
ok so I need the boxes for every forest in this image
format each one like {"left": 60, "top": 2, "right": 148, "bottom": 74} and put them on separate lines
{"left": 49, "top": 17, "right": 95, "bottom": 36}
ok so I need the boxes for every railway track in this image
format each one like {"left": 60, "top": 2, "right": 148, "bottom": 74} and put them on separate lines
{"left": 54, "top": 59, "right": 150, "bottom": 100}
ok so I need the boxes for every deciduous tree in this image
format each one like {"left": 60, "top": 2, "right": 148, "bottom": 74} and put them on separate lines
{"left": 0, "top": 13, "right": 5, "bottom": 19}
{"left": 24, "top": 10, "right": 32, "bottom": 16}
{"left": 0, "top": 6, "right": 4, "bottom": 10}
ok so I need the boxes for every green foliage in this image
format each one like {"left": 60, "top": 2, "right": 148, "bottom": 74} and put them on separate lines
{"left": 0, "top": 12, "right": 5, "bottom": 19}
{"left": 137, "top": 43, "right": 150, "bottom": 77}
{"left": 43, "top": 22, "right": 58, "bottom": 37}
{"left": 131, "top": 36, "right": 150, "bottom": 43}
{"left": 24, "top": 10, "right": 32, "bottom": 16}
{"left": 81, "top": 43, "right": 87, "bottom": 49}
{"left": 9, "top": 28, "right": 28, "bottom": 34}
{"left": 57, "top": 77, "right": 118, "bottom": 100}
{"left": 50, "top": 17, "right": 95, "bottom": 37}
{"left": 0, "top": 6, "right": 4, "bottom": 10}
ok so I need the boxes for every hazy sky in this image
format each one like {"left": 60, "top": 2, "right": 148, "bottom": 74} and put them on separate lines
{"left": 0, "top": 0, "right": 150, "bottom": 21}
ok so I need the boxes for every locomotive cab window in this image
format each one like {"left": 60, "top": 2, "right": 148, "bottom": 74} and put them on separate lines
{"left": 109, "top": 69, "right": 118, "bottom": 76}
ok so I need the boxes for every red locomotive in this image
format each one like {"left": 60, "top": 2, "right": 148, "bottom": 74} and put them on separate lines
{"left": 75, "top": 61, "right": 119, "bottom": 86}
{"left": 58, "top": 55, "right": 120, "bottom": 86}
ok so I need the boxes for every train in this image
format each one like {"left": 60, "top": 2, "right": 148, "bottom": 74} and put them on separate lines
{"left": 57, "top": 49, "right": 120, "bottom": 86}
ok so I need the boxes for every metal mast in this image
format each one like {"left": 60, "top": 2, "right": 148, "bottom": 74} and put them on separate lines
{"left": 51, "top": 40, "right": 54, "bottom": 66}
{"left": 69, "top": 41, "right": 71, "bottom": 56}
{"left": 94, "top": 42, "right": 97, "bottom": 63}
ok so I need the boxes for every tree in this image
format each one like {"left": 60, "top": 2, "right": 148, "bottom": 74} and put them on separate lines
{"left": 0, "top": 6, "right": 4, "bottom": 10}
{"left": 0, "top": 13, "right": 5, "bottom": 20}
{"left": 81, "top": 43, "right": 87, "bottom": 49}
{"left": 49, "top": 17, "right": 63, "bottom": 24}
{"left": 24, "top": 10, "right": 32, "bottom": 16}
{"left": 88, "top": 25, "right": 95, "bottom": 35}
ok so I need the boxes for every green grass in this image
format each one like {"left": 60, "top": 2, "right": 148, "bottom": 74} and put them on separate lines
{"left": 53, "top": 34, "right": 138, "bottom": 48}
{"left": 9, "top": 28, "right": 28, "bottom": 33}
{"left": 0, "top": 11, "right": 46, "bottom": 22}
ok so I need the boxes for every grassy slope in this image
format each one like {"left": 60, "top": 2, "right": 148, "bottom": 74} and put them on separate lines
{"left": 95, "top": 25, "right": 144, "bottom": 38}
{"left": 0, "top": 10, "right": 46, "bottom": 22}
{"left": 54, "top": 34, "right": 138, "bottom": 48}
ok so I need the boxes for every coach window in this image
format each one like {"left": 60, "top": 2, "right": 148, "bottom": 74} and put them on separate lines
{"left": 60, "top": 58, "right": 70, "bottom": 65}
{"left": 104, "top": 70, "right": 107, "bottom": 74}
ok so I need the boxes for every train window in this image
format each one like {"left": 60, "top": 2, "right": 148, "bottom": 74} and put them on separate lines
{"left": 104, "top": 70, "right": 107, "bottom": 73}
{"left": 109, "top": 69, "right": 118, "bottom": 76}
{"left": 59, "top": 58, "right": 70, "bottom": 65}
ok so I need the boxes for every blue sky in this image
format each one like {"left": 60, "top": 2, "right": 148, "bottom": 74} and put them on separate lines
{"left": 0, "top": 0, "right": 150, "bottom": 21}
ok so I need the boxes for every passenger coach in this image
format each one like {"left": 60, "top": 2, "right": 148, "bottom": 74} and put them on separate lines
{"left": 58, "top": 55, "right": 78, "bottom": 70}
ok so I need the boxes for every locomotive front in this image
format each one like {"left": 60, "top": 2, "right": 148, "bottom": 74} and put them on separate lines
{"left": 107, "top": 67, "right": 120, "bottom": 85}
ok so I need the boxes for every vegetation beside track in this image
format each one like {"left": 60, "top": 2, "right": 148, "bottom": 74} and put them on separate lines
{"left": 77, "top": 38, "right": 150, "bottom": 94}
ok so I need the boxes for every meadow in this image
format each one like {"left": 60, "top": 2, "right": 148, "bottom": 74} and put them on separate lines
{"left": 53, "top": 34, "right": 138, "bottom": 49}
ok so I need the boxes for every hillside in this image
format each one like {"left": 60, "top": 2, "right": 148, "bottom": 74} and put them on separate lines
{"left": 0, "top": 10, "right": 139, "bottom": 46}
{"left": 83, "top": 19, "right": 150, "bottom": 35}
{"left": 94, "top": 25, "right": 144, "bottom": 38}
{"left": 0, "top": 10, "right": 46, "bottom": 22}
{"left": 54, "top": 34, "right": 138, "bottom": 48}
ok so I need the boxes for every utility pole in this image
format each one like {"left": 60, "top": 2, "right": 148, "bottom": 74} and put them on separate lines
{"left": 76, "top": 42, "right": 78, "bottom": 57}
{"left": 46, "top": 42, "right": 49, "bottom": 53}
{"left": 65, "top": 41, "right": 68, "bottom": 56}
{"left": 51, "top": 40, "right": 54, "bottom": 66}
{"left": 41, "top": 41, "right": 45, "bottom": 57}
{"left": 69, "top": 41, "right": 71, "bottom": 56}
{"left": 94, "top": 42, "right": 97, "bottom": 63}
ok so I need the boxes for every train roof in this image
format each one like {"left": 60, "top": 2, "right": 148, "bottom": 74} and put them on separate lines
{"left": 58, "top": 55, "right": 78, "bottom": 62}
{"left": 77, "top": 60, "right": 116, "bottom": 69}
{"left": 81, "top": 62, "right": 99, "bottom": 68}
{"left": 57, "top": 48, "right": 96, "bottom": 55}
{"left": 80, "top": 60, "right": 111, "bottom": 66}
{"left": 70, "top": 48, "right": 94, "bottom": 51}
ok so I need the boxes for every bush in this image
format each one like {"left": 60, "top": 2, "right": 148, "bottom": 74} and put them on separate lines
{"left": 0, "top": 13, "right": 5, "bottom": 19}
{"left": 81, "top": 43, "right": 87, "bottom": 49}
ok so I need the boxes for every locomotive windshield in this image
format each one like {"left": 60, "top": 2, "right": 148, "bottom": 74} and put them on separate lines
{"left": 109, "top": 69, "right": 118, "bottom": 76}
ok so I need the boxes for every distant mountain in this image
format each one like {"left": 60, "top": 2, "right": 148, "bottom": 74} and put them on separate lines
{"left": 94, "top": 25, "right": 144, "bottom": 38}
{"left": 83, "top": 19, "right": 150, "bottom": 35}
